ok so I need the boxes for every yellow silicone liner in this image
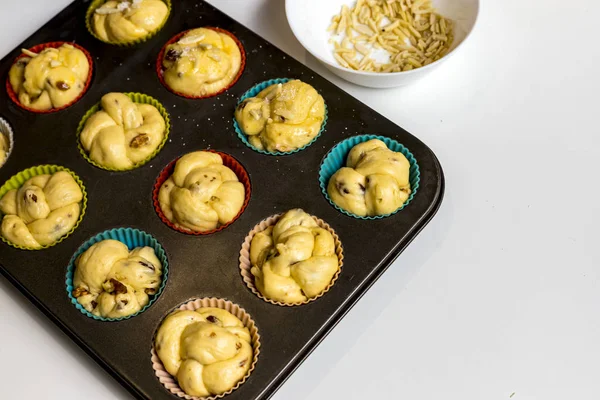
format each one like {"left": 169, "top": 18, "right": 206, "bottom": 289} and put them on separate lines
{"left": 76, "top": 92, "right": 171, "bottom": 171}
{"left": 0, "top": 165, "right": 88, "bottom": 250}
{"left": 86, "top": 0, "right": 172, "bottom": 46}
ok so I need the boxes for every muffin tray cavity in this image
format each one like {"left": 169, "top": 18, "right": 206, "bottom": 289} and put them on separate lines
{"left": 0, "top": 1, "right": 444, "bottom": 399}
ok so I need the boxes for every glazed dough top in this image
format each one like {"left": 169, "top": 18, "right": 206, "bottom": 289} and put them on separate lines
{"left": 8, "top": 44, "right": 89, "bottom": 111}
{"left": 0, "top": 131, "right": 9, "bottom": 167}
{"left": 92, "top": 0, "right": 169, "bottom": 43}
{"left": 162, "top": 28, "right": 242, "bottom": 97}
{"left": 234, "top": 80, "right": 325, "bottom": 153}
{"left": 0, "top": 171, "right": 83, "bottom": 248}
{"left": 72, "top": 239, "right": 162, "bottom": 319}
{"left": 80, "top": 92, "right": 166, "bottom": 169}
{"left": 155, "top": 308, "right": 253, "bottom": 397}
{"left": 327, "top": 139, "right": 411, "bottom": 217}
{"left": 250, "top": 209, "right": 339, "bottom": 303}
{"left": 158, "top": 151, "right": 245, "bottom": 232}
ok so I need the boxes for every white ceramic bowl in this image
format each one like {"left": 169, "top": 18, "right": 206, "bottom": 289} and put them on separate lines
{"left": 285, "top": 0, "right": 479, "bottom": 88}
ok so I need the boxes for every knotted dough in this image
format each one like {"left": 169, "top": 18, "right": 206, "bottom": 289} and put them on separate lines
{"left": 155, "top": 308, "right": 253, "bottom": 397}
{"left": 80, "top": 92, "right": 166, "bottom": 169}
{"left": 327, "top": 139, "right": 411, "bottom": 216}
{"left": 162, "top": 28, "right": 242, "bottom": 97}
{"left": 250, "top": 209, "right": 339, "bottom": 303}
{"left": 72, "top": 239, "right": 163, "bottom": 318}
{"left": 158, "top": 151, "right": 245, "bottom": 232}
{"left": 235, "top": 80, "right": 325, "bottom": 152}
{"left": 0, "top": 171, "right": 83, "bottom": 248}
{"left": 8, "top": 44, "right": 89, "bottom": 111}
{"left": 92, "top": 0, "right": 169, "bottom": 43}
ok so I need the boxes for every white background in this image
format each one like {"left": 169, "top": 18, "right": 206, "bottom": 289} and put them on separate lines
{"left": 1, "top": 0, "right": 599, "bottom": 399}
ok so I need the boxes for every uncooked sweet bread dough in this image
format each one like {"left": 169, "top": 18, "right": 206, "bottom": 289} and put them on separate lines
{"left": 250, "top": 209, "right": 339, "bottom": 303}
{"left": 327, "top": 139, "right": 411, "bottom": 216}
{"left": 72, "top": 239, "right": 163, "bottom": 318}
{"left": 80, "top": 92, "right": 166, "bottom": 169}
{"left": 8, "top": 44, "right": 89, "bottom": 111}
{"left": 0, "top": 171, "right": 83, "bottom": 248}
{"left": 92, "top": 0, "right": 169, "bottom": 43}
{"left": 0, "top": 131, "right": 9, "bottom": 167}
{"left": 155, "top": 307, "right": 253, "bottom": 397}
{"left": 162, "top": 28, "right": 242, "bottom": 97}
{"left": 235, "top": 80, "right": 325, "bottom": 153}
{"left": 158, "top": 151, "right": 245, "bottom": 232}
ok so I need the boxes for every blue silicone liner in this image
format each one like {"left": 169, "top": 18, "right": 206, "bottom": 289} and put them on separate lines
{"left": 319, "top": 134, "right": 420, "bottom": 220}
{"left": 233, "top": 78, "right": 328, "bottom": 155}
{"left": 65, "top": 228, "right": 169, "bottom": 321}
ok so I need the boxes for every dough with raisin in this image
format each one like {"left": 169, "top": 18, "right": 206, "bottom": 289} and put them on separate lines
{"left": 158, "top": 151, "right": 245, "bottom": 232}
{"left": 155, "top": 307, "right": 253, "bottom": 397}
{"left": 0, "top": 171, "right": 83, "bottom": 248}
{"left": 8, "top": 44, "right": 89, "bottom": 111}
{"left": 327, "top": 139, "right": 411, "bottom": 216}
{"left": 92, "top": 0, "right": 169, "bottom": 43}
{"left": 162, "top": 28, "right": 242, "bottom": 97}
{"left": 235, "top": 80, "right": 325, "bottom": 153}
{"left": 80, "top": 92, "right": 166, "bottom": 169}
{"left": 250, "top": 209, "right": 339, "bottom": 303}
{"left": 72, "top": 239, "right": 163, "bottom": 318}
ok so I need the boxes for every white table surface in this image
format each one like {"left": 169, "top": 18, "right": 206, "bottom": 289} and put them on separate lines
{"left": 1, "top": 0, "right": 599, "bottom": 399}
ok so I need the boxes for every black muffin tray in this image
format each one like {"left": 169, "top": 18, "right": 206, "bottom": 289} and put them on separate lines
{"left": 0, "top": 1, "right": 445, "bottom": 399}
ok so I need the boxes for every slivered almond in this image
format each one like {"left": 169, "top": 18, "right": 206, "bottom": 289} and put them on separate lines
{"left": 178, "top": 34, "right": 206, "bottom": 45}
{"left": 95, "top": 6, "right": 121, "bottom": 14}
{"left": 21, "top": 48, "right": 38, "bottom": 58}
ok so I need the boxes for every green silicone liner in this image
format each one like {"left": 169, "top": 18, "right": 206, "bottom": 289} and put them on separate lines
{"left": 0, "top": 165, "right": 88, "bottom": 250}
{"left": 233, "top": 78, "right": 328, "bottom": 156}
{"left": 86, "top": 0, "right": 172, "bottom": 46}
{"left": 76, "top": 92, "right": 171, "bottom": 171}
{"left": 319, "top": 135, "right": 420, "bottom": 220}
{"left": 65, "top": 227, "right": 169, "bottom": 322}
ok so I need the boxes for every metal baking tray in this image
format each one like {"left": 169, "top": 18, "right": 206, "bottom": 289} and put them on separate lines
{"left": 0, "top": 1, "right": 445, "bottom": 398}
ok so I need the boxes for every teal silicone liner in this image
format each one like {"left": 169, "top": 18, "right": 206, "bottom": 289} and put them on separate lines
{"left": 233, "top": 78, "right": 328, "bottom": 155}
{"left": 65, "top": 228, "right": 169, "bottom": 321}
{"left": 319, "top": 134, "right": 420, "bottom": 220}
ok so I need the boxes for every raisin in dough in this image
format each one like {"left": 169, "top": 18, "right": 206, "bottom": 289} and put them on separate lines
{"left": 162, "top": 28, "right": 242, "bottom": 97}
{"left": 80, "top": 92, "right": 166, "bottom": 169}
{"left": 72, "top": 239, "right": 163, "bottom": 318}
{"left": 250, "top": 209, "right": 339, "bottom": 303}
{"left": 235, "top": 80, "right": 325, "bottom": 152}
{"left": 0, "top": 171, "right": 83, "bottom": 248}
{"left": 93, "top": 0, "right": 169, "bottom": 43}
{"left": 158, "top": 151, "right": 245, "bottom": 232}
{"left": 327, "top": 139, "right": 411, "bottom": 216}
{"left": 8, "top": 44, "right": 89, "bottom": 111}
{"left": 155, "top": 308, "right": 253, "bottom": 397}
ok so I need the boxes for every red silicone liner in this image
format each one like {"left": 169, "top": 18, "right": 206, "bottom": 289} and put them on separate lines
{"left": 155, "top": 27, "right": 246, "bottom": 99}
{"left": 152, "top": 150, "right": 251, "bottom": 235}
{"left": 6, "top": 42, "right": 94, "bottom": 114}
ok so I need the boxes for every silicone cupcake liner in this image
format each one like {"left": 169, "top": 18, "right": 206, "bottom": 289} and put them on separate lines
{"left": 318, "top": 134, "right": 420, "bottom": 220}
{"left": 0, "top": 165, "right": 87, "bottom": 250}
{"left": 239, "top": 212, "right": 344, "bottom": 306}
{"left": 151, "top": 297, "right": 260, "bottom": 400}
{"left": 6, "top": 42, "right": 94, "bottom": 113}
{"left": 153, "top": 150, "right": 251, "bottom": 235}
{"left": 156, "top": 27, "right": 246, "bottom": 99}
{"left": 233, "top": 78, "right": 329, "bottom": 156}
{"left": 65, "top": 228, "right": 169, "bottom": 321}
{"left": 0, "top": 117, "right": 14, "bottom": 168}
{"left": 86, "top": 0, "right": 172, "bottom": 46}
{"left": 76, "top": 92, "right": 171, "bottom": 171}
